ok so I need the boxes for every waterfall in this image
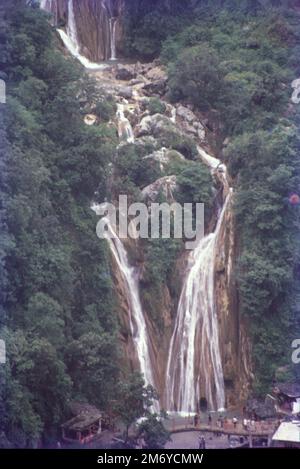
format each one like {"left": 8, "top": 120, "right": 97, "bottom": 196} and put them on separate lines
{"left": 116, "top": 103, "right": 135, "bottom": 143}
{"left": 66, "top": 0, "right": 78, "bottom": 49}
{"left": 41, "top": 0, "right": 108, "bottom": 69}
{"left": 91, "top": 209, "right": 159, "bottom": 412}
{"left": 41, "top": 0, "right": 121, "bottom": 65}
{"left": 165, "top": 154, "right": 231, "bottom": 414}
{"left": 40, "top": 0, "right": 50, "bottom": 10}
{"left": 40, "top": 0, "right": 54, "bottom": 11}
{"left": 40, "top": 0, "right": 57, "bottom": 23}
{"left": 170, "top": 106, "right": 177, "bottom": 124}
{"left": 109, "top": 18, "right": 117, "bottom": 61}
{"left": 102, "top": 1, "right": 118, "bottom": 60}
{"left": 57, "top": 0, "right": 107, "bottom": 69}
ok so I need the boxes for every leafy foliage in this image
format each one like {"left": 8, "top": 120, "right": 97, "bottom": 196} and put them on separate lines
{"left": 0, "top": 2, "right": 119, "bottom": 446}
{"left": 114, "top": 372, "right": 159, "bottom": 442}
{"left": 159, "top": 1, "right": 300, "bottom": 393}
{"left": 137, "top": 413, "right": 170, "bottom": 449}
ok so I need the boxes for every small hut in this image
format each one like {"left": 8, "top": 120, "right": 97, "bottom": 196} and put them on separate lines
{"left": 61, "top": 403, "right": 103, "bottom": 444}
{"left": 273, "top": 383, "right": 300, "bottom": 415}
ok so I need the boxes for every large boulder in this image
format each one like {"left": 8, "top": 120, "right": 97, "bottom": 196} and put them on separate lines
{"left": 143, "top": 148, "right": 185, "bottom": 171}
{"left": 136, "top": 114, "right": 175, "bottom": 137}
{"left": 116, "top": 66, "right": 136, "bottom": 81}
{"left": 134, "top": 135, "right": 159, "bottom": 149}
{"left": 176, "top": 105, "right": 206, "bottom": 141}
{"left": 142, "top": 175, "right": 177, "bottom": 203}
{"left": 136, "top": 114, "right": 198, "bottom": 160}
{"left": 176, "top": 105, "right": 197, "bottom": 123}
{"left": 143, "top": 79, "right": 167, "bottom": 96}
{"left": 117, "top": 86, "right": 133, "bottom": 99}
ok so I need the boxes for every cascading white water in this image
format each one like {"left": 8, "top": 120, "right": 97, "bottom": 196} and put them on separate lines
{"left": 170, "top": 107, "right": 177, "bottom": 124}
{"left": 109, "top": 18, "right": 117, "bottom": 61}
{"left": 40, "top": 0, "right": 50, "bottom": 10}
{"left": 41, "top": 0, "right": 121, "bottom": 65}
{"left": 91, "top": 208, "right": 159, "bottom": 412}
{"left": 58, "top": 0, "right": 108, "bottom": 69}
{"left": 116, "top": 103, "right": 135, "bottom": 143}
{"left": 41, "top": 0, "right": 108, "bottom": 69}
{"left": 40, "top": 0, "right": 57, "bottom": 22}
{"left": 66, "top": 0, "right": 78, "bottom": 48}
{"left": 102, "top": 1, "right": 119, "bottom": 60}
{"left": 165, "top": 154, "right": 231, "bottom": 413}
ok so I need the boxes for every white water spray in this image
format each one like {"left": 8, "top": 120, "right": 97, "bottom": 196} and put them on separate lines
{"left": 165, "top": 151, "right": 230, "bottom": 413}
{"left": 41, "top": 0, "right": 108, "bottom": 69}
{"left": 91, "top": 208, "right": 159, "bottom": 412}
{"left": 116, "top": 103, "right": 135, "bottom": 143}
{"left": 109, "top": 17, "right": 118, "bottom": 61}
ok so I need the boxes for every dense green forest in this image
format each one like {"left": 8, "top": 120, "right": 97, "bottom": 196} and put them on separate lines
{"left": 0, "top": 0, "right": 300, "bottom": 447}
{"left": 0, "top": 1, "right": 120, "bottom": 446}
{"left": 0, "top": 1, "right": 166, "bottom": 448}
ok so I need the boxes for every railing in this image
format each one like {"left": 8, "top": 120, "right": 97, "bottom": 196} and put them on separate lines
{"left": 164, "top": 417, "right": 277, "bottom": 436}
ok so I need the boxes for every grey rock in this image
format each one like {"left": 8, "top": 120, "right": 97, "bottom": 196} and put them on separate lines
{"left": 176, "top": 105, "right": 197, "bottom": 123}
{"left": 136, "top": 113, "right": 174, "bottom": 137}
{"left": 116, "top": 67, "right": 136, "bottom": 81}
{"left": 143, "top": 79, "right": 167, "bottom": 96}
{"left": 142, "top": 175, "right": 177, "bottom": 203}
{"left": 118, "top": 86, "right": 133, "bottom": 99}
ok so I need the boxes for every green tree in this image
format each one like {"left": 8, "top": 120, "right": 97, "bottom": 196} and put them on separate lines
{"left": 137, "top": 413, "right": 170, "bottom": 449}
{"left": 168, "top": 44, "right": 224, "bottom": 111}
{"left": 114, "top": 373, "right": 159, "bottom": 442}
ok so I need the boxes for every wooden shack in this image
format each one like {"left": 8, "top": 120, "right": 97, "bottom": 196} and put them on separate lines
{"left": 273, "top": 383, "right": 300, "bottom": 415}
{"left": 61, "top": 403, "right": 103, "bottom": 444}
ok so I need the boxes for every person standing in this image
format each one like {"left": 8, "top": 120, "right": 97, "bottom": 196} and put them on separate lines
{"left": 199, "top": 435, "right": 206, "bottom": 449}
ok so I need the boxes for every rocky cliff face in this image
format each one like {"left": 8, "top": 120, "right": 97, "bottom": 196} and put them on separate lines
{"left": 214, "top": 193, "right": 253, "bottom": 406}
{"left": 74, "top": 0, "right": 124, "bottom": 61}
{"left": 42, "top": 0, "right": 125, "bottom": 61}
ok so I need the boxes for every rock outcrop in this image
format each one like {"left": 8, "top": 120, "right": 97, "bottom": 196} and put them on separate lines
{"left": 214, "top": 193, "right": 253, "bottom": 406}
{"left": 142, "top": 175, "right": 177, "bottom": 203}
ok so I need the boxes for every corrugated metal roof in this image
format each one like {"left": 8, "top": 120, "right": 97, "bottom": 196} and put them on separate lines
{"left": 272, "top": 421, "right": 300, "bottom": 443}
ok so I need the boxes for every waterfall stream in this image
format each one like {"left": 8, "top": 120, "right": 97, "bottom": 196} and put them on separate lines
{"left": 102, "top": 1, "right": 118, "bottom": 60}
{"left": 41, "top": 0, "right": 118, "bottom": 68}
{"left": 57, "top": 0, "right": 107, "bottom": 69}
{"left": 109, "top": 18, "right": 118, "bottom": 61}
{"left": 89, "top": 100, "right": 157, "bottom": 411}
{"left": 116, "top": 103, "right": 135, "bottom": 143}
{"left": 91, "top": 210, "right": 159, "bottom": 412}
{"left": 165, "top": 155, "right": 230, "bottom": 413}
{"left": 66, "top": 0, "right": 78, "bottom": 49}
{"left": 40, "top": 0, "right": 51, "bottom": 10}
